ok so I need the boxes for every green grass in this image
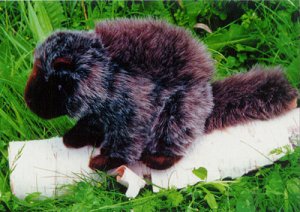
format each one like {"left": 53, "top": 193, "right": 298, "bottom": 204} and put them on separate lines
{"left": 0, "top": 1, "right": 299, "bottom": 211}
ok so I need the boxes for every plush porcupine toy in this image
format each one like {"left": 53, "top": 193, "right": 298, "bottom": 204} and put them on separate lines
{"left": 24, "top": 19, "right": 298, "bottom": 170}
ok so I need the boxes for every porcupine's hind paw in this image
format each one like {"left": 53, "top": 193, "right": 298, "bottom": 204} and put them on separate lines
{"left": 141, "top": 153, "right": 182, "bottom": 170}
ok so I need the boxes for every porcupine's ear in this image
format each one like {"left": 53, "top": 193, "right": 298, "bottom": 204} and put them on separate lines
{"left": 205, "top": 67, "right": 298, "bottom": 133}
{"left": 52, "top": 57, "right": 74, "bottom": 72}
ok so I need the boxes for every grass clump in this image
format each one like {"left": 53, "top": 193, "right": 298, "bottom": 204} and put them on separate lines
{"left": 0, "top": 1, "right": 299, "bottom": 211}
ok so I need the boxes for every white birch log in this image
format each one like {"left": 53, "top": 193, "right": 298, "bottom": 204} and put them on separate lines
{"left": 8, "top": 109, "right": 300, "bottom": 199}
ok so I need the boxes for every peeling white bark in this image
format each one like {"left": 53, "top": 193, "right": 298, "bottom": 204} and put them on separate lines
{"left": 109, "top": 166, "right": 146, "bottom": 198}
{"left": 8, "top": 109, "right": 299, "bottom": 199}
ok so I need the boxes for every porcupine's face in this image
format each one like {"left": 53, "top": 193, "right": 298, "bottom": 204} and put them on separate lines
{"left": 24, "top": 31, "right": 107, "bottom": 119}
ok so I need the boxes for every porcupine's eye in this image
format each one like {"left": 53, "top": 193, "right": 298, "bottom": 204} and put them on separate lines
{"left": 51, "top": 57, "right": 77, "bottom": 94}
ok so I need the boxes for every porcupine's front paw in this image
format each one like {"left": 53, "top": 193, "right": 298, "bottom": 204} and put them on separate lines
{"left": 141, "top": 153, "right": 182, "bottom": 170}
{"left": 63, "top": 131, "right": 91, "bottom": 148}
{"left": 63, "top": 117, "right": 104, "bottom": 148}
{"left": 89, "top": 154, "right": 126, "bottom": 171}
{"left": 63, "top": 129, "right": 102, "bottom": 148}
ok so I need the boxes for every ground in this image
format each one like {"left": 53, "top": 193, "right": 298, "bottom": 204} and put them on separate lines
{"left": 0, "top": 1, "right": 299, "bottom": 211}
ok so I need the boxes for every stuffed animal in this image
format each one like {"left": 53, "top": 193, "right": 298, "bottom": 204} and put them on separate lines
{"left": 24, "top": 19, "right": 298, "bottom": 170}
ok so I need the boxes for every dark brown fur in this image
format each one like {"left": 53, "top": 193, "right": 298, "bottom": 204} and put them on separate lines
{"left": 205, "top": 67, "right": 298, "bottom": 133}
{"left": 95, "top": 19, "right": 213, "bottom": 81}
